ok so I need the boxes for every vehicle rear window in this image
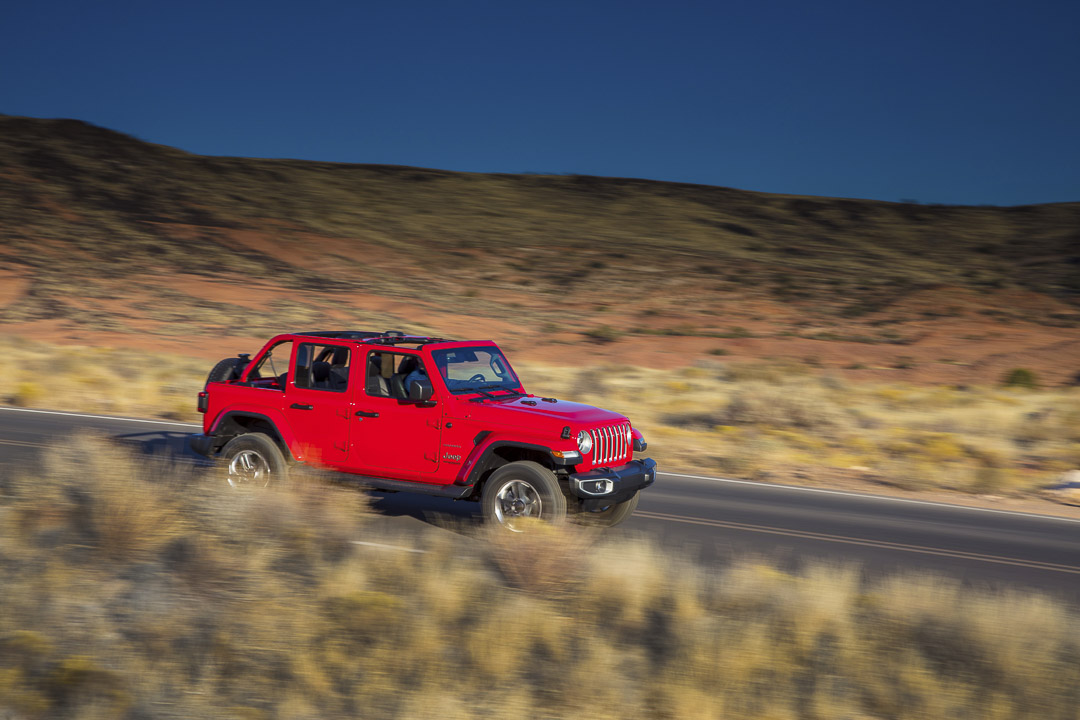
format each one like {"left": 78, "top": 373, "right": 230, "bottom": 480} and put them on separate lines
{"left": 294, "top": 343, "right": 350, "bottom": 392}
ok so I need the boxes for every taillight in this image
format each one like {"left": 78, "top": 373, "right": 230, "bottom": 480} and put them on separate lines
{"left": 197, "top": 391, "right": 208, "bottom": 413}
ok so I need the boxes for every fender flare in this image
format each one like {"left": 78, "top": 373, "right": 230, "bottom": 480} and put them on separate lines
{"left": 456, "top": 436, "right": 557, "bottom": 487}
{"left": 207, "top": 407, "right": 299, "bottom": 460}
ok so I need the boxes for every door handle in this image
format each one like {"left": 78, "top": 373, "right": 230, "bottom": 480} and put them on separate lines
{"left": 290, "top": 403, "right": 314, "bottom": 410}
{"left": 355, "top": 410, "right": 380, "bottom": 418}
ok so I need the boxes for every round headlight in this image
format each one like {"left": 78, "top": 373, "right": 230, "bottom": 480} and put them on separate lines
{"left": 577, "top": 430, "right": 593, "bottom": 454}
{"left": 625, "top": 426, "right": 633, "bottom": 443}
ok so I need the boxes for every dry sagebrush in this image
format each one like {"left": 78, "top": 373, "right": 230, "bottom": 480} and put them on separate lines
{"left": 0, "top": 436, "right": 1078, "bottom": 719}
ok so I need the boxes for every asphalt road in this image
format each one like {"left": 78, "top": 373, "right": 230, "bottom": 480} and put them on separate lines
{"left": 2, "top": 406, "right": 1078, "bottom": 601}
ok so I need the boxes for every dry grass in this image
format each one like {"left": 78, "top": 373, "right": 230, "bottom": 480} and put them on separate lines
{"left": 0, "top": 334, "right": 205, "bottom": 420}
{"left": 520, "top": 359, "right": 1080, "bottom": 496}
{"left": 0, "top": 436, "right": 1077, "bottom": 719}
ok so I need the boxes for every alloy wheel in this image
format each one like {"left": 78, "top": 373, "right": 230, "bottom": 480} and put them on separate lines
{"left": 227, "top": 449, "right": 271, "bottom": 488}
{"left": 493, "top": 479, "right": 542, "bottom": 531}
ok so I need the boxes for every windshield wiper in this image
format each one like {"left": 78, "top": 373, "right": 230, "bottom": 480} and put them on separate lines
{"left": 479, "top": 384, "right": 524, "bottom": 397}
{"left": 467, "top": 385, "right": 524, "bottom": 402}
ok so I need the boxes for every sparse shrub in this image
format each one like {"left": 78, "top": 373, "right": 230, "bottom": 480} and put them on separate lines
{"left": 11, "top": 381, "right": 43, "bottom": 407}
{"left": 721, "top": 360, "right": 809, "bottom": 383}
{"left": 571, "top": 366, "right": 609, "bottom": 397}
{"left": 839, "top": 300, "right": 883, "bottom": 317}
{"left": 968, "top": 466, "right": 1010, "bottom": 495}
{"left": 1002, "top": 368, "right": 1039, "bottom": 389}
{"left": 486, "top": 520, "right": 590, "bottom": 594}
{"left": 716, "top": 326, "right": 753, "bottom": 338}
{"left": 582, "top": 325, "right": 621, "bottom": 343}
{"left": 24, "top": 434, "right": 187, "bottom": 560}
{"left": 917, "top": 432, "right": 967, "bottom": 463}
{"left": 722, "top": 384, "right": 848, "bottom": 430}
{"left": 880, "top": 457, "right": 941, "bottom": 491}
{"left": 1011, "top": 404, "right": 1080, "bottom": 447}
{"left": 893, "top": 355, "right": 916, "bottom": 369}
{"left": 664, "top": 323, "right": 698, "bottom": 336}
{"left": 708, "top": 347, "right": 730, "bottom": 356}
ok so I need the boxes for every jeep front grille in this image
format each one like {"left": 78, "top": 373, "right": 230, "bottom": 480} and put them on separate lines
{"left": 589, "top": 423, "right": 630, "bottom": 467}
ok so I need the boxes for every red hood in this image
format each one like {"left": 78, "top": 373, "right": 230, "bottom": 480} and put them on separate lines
{"left": 452, "top": 395, "right": 627, "bottom": 431}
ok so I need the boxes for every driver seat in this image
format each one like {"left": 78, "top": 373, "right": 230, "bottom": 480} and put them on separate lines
{"left": 391, "top": 356, "right": 417, "bottom": 400}
{"left": 366, "top": 356, "right": 389, "bottom": 397}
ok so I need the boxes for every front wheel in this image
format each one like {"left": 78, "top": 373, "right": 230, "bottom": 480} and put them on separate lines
{"left": 220, "top": 433, "right": 288, "bottom": 488}
{"left": 481, "top": 461, "right": 566, "bottom": 531}
{"left": 573, "top": 491, "right": 639, "bottom": 528}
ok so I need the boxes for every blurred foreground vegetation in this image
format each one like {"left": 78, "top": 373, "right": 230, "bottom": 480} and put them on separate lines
{"left": 3, "top": 333, "right": 1078, "bottom": 500}
{"left": 0, "top": 435, "right": 1078, "bottom": 719}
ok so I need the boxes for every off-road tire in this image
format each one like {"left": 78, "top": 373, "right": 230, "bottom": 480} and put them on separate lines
{"left": 573, "top": 491, "right": 639, "bottom": 528}
{"left": 206, "top": 357, "right": 242, "bottom": 388}
{"left": 481, "top": 461, "right": 567, "bottom": 531}
{"left": 221, "top": 432, "right": 288, "bottom": 488}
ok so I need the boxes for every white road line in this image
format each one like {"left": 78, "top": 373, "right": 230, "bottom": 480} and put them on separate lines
{"left": 351, "top": 540, "right": 427, "bottom": 553}
{"left": 657, "top": 471, "right": 1080, "bottom": 524}
{"left": 0, "top": 406, "right": 201, "bottom": 428}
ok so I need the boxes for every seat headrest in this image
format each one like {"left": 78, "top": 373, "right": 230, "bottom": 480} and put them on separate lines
{"left": 311, "top": 360, "right": 331, "bottom": 382}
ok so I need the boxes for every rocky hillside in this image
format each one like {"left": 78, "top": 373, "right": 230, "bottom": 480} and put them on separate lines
{"left": 1, "top": 114, "right": 1078, "bottom": 383}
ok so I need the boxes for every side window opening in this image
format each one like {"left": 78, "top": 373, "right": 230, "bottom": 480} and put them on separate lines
{"left": 248, "top": 340, "right": 293, "bottom": 390}
{"left": 366, "top": 351, "right": 428, "bottom": 400}
{"left": 294, "top": 343, "right": 350, "bottom": 392}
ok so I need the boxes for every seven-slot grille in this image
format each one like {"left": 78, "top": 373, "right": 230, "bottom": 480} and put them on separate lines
{"left": 589, "top": 423, "right": 630, "bottom": 466}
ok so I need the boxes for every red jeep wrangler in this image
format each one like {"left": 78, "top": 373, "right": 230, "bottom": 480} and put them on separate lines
{"left": 190, "top": 330, "right": 655, "bottom": 529}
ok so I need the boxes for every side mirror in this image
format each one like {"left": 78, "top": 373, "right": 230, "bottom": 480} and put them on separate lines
{"left": 408, "top": 377, "right": 434, "bottom": 402}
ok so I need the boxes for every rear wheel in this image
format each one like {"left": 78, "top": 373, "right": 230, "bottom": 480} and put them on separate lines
{"left": 481, "top": 461, "right": 566, "bottom": 531}
{"left": 573, "top": 491, "right": 640, "bottom": 528}
{"left": 221, "top": 433, "right": 288, "bottom": 488}
{"left": 206, "top": 357, "right": 242, "bottom": 387}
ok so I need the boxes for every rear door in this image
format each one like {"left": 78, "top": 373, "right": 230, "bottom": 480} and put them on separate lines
{"left": 348, "top": 350, "right": 443, "bottom": 479}
{"left": 283, "top": 342, "right": 354, "bottom": 466}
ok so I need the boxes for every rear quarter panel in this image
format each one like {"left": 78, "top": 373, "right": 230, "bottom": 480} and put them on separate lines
{"left": 204, "top": 383, "right": 298, "bottom": 458}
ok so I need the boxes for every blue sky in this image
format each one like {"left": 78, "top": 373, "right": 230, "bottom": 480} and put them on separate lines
{"left": 2, "top": 0, "right": 1077, "bottom": 205}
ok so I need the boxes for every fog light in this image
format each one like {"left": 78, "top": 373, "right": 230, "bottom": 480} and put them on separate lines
{"left": 588, "top": 480, "right": 612, "bottom": 494}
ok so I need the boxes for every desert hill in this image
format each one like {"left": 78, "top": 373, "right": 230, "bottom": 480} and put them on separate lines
{"left": 1, "top": 114, "right": 1078, "bottom": 384}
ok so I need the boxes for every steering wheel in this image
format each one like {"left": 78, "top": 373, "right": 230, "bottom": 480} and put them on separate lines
{"left": 468, "top": 373, "right": 486, "bottom": 382}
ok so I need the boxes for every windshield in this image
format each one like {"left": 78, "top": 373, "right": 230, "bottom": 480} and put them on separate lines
{"left": 431, "top": 346, "right": 522, "bottom": 395}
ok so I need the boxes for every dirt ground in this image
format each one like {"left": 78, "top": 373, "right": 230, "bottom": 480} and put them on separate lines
{"left": 2, "top": 258, "right": 1078, "bottom": 387}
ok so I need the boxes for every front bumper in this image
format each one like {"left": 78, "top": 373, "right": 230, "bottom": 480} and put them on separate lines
{"left": 569, "top": 458, "right": 656, "bottom": 510}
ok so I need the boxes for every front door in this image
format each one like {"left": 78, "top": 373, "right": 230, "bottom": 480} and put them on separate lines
{"left": 349, "top": 350, "right": 442, "bottom": 479}
{"left": 283, "top": 341, "right": 354, "bottom": 466}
